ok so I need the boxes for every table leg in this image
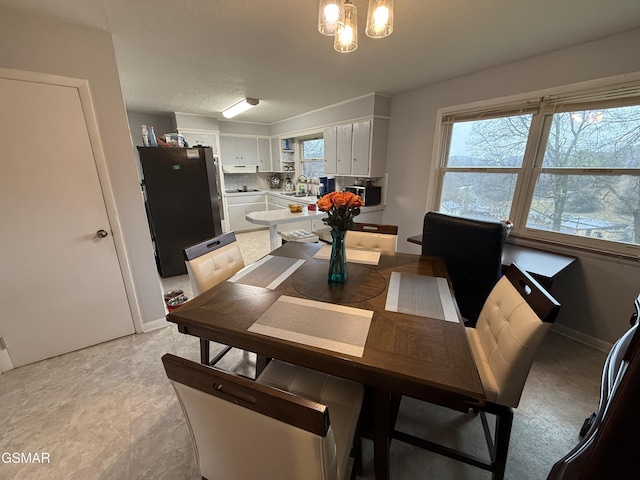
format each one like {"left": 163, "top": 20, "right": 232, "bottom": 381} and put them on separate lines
{"left": 269, "top": 226, "right": 279, "bottom": 251}
{"left": 255, "top": 353, "right": 269, "bottom": 377}
{"left": 373, "top": 387, "right": 391, "bottom": 480}
{"left": 199, "top": 338, "right": 209, "bottom": 365}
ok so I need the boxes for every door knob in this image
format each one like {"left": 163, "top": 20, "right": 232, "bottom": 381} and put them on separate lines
{"left": 96, "top": 229, "right": 109, "bottom": 238}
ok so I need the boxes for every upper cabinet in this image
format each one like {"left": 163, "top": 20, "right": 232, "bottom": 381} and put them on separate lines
{"left": 323, "top": 126, "right": 337, "bottom": 174}
{"left": 351, "top": 120, "right": 371, "bottom": 176}
{"left": 336, "top": 124, "right": 352, "bottom": 175}
{"left": 178, "top": 131, "right": 219, "bottom": 155}
{"left": 323, "top": 118, "right": 388, "bottom": 177}
{"left": 270, "top": 138, "right": 281, "bottom": 172}
{"left": 257, "top": 137, "right": 271, "bottom": 172}
{"left": 219, "top": 135, "right": 259, "bottom": 165}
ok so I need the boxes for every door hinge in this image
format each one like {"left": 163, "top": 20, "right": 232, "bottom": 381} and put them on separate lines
{"left": 0, "top": 337, "right": 6, "bottom": 350}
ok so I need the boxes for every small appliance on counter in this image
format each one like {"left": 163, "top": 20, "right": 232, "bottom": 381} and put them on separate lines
{"left": 345, "top": 185, "right": 382, "bottom": 206}
{"left": 284, "top": 175, "right": 295, "bottom": 192}
{"left": 319, "top": 176, "right": 335, "bottom": 195}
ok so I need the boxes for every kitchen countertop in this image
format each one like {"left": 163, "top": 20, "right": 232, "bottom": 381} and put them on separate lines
{"left": 223, "top": 189, "right": 385, "bottom": 212}
{"left": 223, "top": 190, "right": 317, "bottom": 204}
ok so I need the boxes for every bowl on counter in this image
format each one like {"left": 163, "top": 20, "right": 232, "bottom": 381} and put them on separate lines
{"left": 288, "top": 204, "right": 303, "bottom": 213}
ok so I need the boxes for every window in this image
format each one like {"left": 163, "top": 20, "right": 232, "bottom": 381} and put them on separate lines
{"left": 300, "top": 138, "right": 325, "bottom": 179}
{"left": 434, "top": 83, "right": 640, "bottom": 256}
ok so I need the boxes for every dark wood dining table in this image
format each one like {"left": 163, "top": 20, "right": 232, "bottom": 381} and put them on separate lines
{"left": 167, "top": 241, "right": 485, "bottom": 480}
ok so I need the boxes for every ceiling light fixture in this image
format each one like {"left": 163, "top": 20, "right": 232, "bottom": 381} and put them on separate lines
{"left": 319, "top": 0, "right": 393, "bottom": 52}
{"left": 365, "top": 0, "right": 393, "bottom": 38}
{"left": 334, "top": 1, "right": 358, "bottom": 52}
{"left": 318, "top": 0, "right": 345, "bottom": 35}
{"left": 222, "top": 98, "right": 259, "bottom": 119}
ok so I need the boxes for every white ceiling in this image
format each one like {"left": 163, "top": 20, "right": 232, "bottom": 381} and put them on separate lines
{"left": 2, "top": 0, "right": 640, "bottom": 124}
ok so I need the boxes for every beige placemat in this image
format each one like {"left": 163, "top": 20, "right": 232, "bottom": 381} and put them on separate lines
{"left": 313, "top": 244, "right": 381, "bottom": 265}
{"left": 385, "top": 272, "right": 459, "bottom": 323}
{"left": 228, "top": 255, "right": 305, "bottom": 289}
{"left": 248, "top": 295, "right": 373, "bottom": 357}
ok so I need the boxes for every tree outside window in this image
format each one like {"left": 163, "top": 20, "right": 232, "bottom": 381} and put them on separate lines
{"left": 437, "top": 98, "right": 640, "bottom": 252}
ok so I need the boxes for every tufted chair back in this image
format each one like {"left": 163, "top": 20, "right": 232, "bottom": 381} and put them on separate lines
{"left": 345, "top": 223, "right": 398, "bottom": 253}
{"left": 392, "top": 263, "right": 560, "bottom": 479}
{"left": 162, "top": 354, "right": 363, "bottom": 480}
{"left": 184, "top": 232, "right": 245, "bottom": 296}
{"left": 466, "top": 263, "right": 560, "bottom": 407}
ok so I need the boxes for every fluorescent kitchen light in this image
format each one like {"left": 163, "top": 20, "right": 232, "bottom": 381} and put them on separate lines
{"left": 222, "top": 98, "right": 259, "bottom": 119}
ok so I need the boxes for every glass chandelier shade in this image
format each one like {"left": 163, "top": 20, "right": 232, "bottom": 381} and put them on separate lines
{"left": 365, "top": 0, "right": 393, "bottom": 38}
{"left": 334, "top": 1, "right": 358, "bottom": 53}
{"left": 318, "top": 0, "right": 345, "bottom": 36}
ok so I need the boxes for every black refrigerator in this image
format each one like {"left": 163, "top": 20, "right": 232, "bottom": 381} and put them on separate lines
{"left": 138, "top": 146, "right": 222, "bottom": 277}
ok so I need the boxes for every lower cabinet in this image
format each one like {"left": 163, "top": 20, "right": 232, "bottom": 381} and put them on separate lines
{"left": 226, "top": 194, "right": 267, "bottom": 232}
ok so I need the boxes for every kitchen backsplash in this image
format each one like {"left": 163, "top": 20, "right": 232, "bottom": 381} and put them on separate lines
{"left": 222, "top": 173, "right": 275, "bottom": 191}
{"left": 222, "top": 172, "right": 383, "bottom": 196}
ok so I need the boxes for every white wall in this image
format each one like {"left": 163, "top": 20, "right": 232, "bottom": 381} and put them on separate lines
{"left": 0, "top": 7, "right": 166, "bottom": 326}
{"left": 128, "top": 112, "right": 175, "bottom": 149}
{"left": 383, "top": 28, "right": 640, "bottom": 345}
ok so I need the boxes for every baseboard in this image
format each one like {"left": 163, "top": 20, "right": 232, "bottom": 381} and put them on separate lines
{"left": 551, "top": 323, "right": 613, "bottom": 353}
{"left": 142, "top": 317, "right": 171, "bottom": 333}
{"left": 0, "top": 346, "right": 14, "bottom": 373}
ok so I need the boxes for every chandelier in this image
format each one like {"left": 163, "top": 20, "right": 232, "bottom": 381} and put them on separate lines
{"left": 318, "top": 0, "right": 394, "bottom": 53}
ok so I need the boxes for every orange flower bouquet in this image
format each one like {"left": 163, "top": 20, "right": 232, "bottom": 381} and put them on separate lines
{"left": 316, "top": 191, "right": 363, "bottom": 231}
{"left": 316, "top": 191, "right": 363, "bottom": 283}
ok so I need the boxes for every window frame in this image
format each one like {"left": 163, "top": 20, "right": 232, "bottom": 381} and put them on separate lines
{"left": 429, "top": 79, "right": 640, "bottom": 259}
{"left": 298, "top": 135, "right": 325, "bottom": 179}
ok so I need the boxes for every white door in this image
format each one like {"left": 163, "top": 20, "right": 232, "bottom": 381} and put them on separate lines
{"left": 0, "top": 74, "right": 135, "bottom": 368}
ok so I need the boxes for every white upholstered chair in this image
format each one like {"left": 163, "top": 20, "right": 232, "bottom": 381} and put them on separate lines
{"left": 392, "top": 263, "right": 560, "bottom": 480}
{"left": 183, "top": 232, "right": 245, "bottom": 366}
{"left": 184, "top": 232, "right": 245, "bottom": 296}
{"left": 163, "top": 354, "right": 363, "bottom": 480}
{"left": 344, "top": 222, "right": 398, "bottom": 253}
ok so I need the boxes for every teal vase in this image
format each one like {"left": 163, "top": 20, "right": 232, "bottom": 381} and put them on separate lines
{"left": 328, "top": 229, "right": 348, "bottom": 283}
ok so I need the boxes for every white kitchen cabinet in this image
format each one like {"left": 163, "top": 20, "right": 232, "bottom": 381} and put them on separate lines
{"left": 267, "top": 195, "right": 286, "bottom": 210}
{"left": 366, "top": 118, "right": 389, "bottom": 178}
{"left": 219, "top": 135, "right": 258, "bottom": 165}
{"left": 227, "top": 203, "right": 266, "bottom": 232}
{"left": 336, "top": 123, "right": 353, "bottom": 175}
{"left": 322, "top": 118, "right": 388, "bottom": 177}
{"left": 226, "top": 194, "right": 266, "bottom": 232}
{"left": 257, "top": 137, "right": 271, "bottom": 172}
{"left": 178, "top": 131, "right": 219, "bottom": 155}
{"left": 351, "top": 120, "right": 371, "bottom": 176}
{"left": 270, "top": 138, "right": 282, "bottom": 172}
{"left": 323, "top": 126, "right": 337, "bottom": 174}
